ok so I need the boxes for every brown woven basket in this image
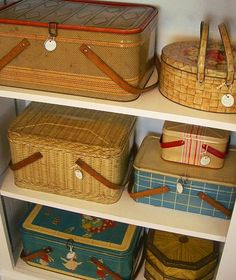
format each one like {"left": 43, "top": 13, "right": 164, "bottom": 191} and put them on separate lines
{"left": 8, "top": 103, "right": 136, "bottom": 204}
{"left": 159, "top": 22, "right": 236, "bottom": 113}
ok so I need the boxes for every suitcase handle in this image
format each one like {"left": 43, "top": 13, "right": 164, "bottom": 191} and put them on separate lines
{"left": 80, "top": 43, "right": 159, "bottom": 95}
{"left": 129, "top": 186, "right": 169, "bottom": 199}
{"left": 21, "top": 247, "right": 53, "bottom": 262}
{"left": 76, "top": 158, "right": 131, "bottom": 190}
{"left": 0, "top": 38, "right": 30, "bottom": 71}
{"left": 198, "top": 192, "right": 232, "bottom": 218}
{"left": 10, "top": 152, "right": 43, "bottom": 171}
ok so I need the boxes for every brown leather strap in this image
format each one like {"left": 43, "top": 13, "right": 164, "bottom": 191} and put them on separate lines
{"left": 90, "top": 257, "right": 122, "bottom": 280}
{"left": 10, "top": 152, "right": 43, "bottom": 171}
{"left": 198, "top": 192, "right": 232, "bottom": 217}
{"left": 0, "top": 38, "right": 30, "bottom": 71}
{"left": 80, "top": 43, "right": 158, "bottom": 95}
{"left": 76, "top": 158, "right": 126, "bottom": 190}
{"left": 130, "top": 186, "right": 169, "bottom": 199}
{"left": 21, "top": 247, "right": 53, "bottom": 262}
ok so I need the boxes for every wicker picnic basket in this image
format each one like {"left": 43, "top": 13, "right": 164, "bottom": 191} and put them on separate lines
{"left": 159, "top": 22, "right": 236, "bottom": 113}
{"left": 8, "top": 102, "right": 136, "bottom": 204}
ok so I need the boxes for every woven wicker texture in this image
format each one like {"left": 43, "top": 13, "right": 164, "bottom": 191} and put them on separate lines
{"left": 8, "top": 103, "right": 136, "bottom": 203}
{"left": 159, "top": 22, "right": 236, "bottom": 113}
{"left": 145, "top": 230, "right": 218, "bottom": 280}
{"left": 161, "top": 121, "right": 230, "bottom": 168}
{"left": 0, "top": 0, "right": 157, "bottom": 101}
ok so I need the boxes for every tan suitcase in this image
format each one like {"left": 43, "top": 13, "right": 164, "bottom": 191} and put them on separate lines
{"left": 8, "top": 102, "right": 136, "bottom": 204}
{"left": 145, "top": 229, "right": 219, "bottom": 280}
{"left": 0, "top": 0, "right": 158, "bottom": 101}
{"left": 160, "top": 121, "right": 230, "bottom": 168}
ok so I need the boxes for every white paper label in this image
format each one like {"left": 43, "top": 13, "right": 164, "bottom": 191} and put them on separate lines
{"left": 221, "top": 94, "right": 234, "bottom": 107}
{"left": 44, "top": 38, "right": 57, "bottom": 52}
{"left": 200, "top": 155, "right": 211, "bottom": 166}
{"left": 75, "top": 170, "right": 83, "bottom": 179}
{"left": 176, "top": 182, "right": 184, "bottom": 194}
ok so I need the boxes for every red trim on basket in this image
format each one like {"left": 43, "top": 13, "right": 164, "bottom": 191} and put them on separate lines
{"left": 202, "top": 144, "right": 226, "bottom": 159}
{"left": 160, "top": 136, "right": 185, "bottom": 149}
{"left": 0, "top": 0, "right": 158, "bottom": 34}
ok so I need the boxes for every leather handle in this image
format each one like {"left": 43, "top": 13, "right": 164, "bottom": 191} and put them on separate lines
{"left": 0, "top": 38, "right": 30, "bottom": 71}
{"left": 80, "top": 43, "right": 158, "bottom": 95}
{"left": 198, "top": 192, "right": 232, "bottom": 218}
{"left": 202, "top": 144, "right": 226, "bottom": 159}
{"left": 160, "top": 135, "right": 185, "bottom": 149}
{"left": 10, "top": 152, "right": 43, "bottom": 171}
{"left": 21, "top": 247, "right": 53, "bottom": 262}
{"left": 130, "top": 186, "right": 169, "bottom": 199}
{"left": 90, "top": 257, "right": 122, "bottom": 280}
{"left": 218, "top": 23, "right": 235, "bottom": 87}
{"left": 76, "top": 158, "right": 126, "bottom": 190}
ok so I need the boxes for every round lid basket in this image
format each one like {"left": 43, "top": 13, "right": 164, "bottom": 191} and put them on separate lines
{"left": 159, "top": 22, "right": 236, "bottom": 113}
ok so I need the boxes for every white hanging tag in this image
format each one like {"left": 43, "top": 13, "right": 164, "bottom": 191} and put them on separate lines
{"left": 221, "top": 94, "right": 234, "bottom": 107}
{"left": 176, "top": 182, "right": 184, "bottom": 194}
{"left": 75, "top": 169, "right": 83, "bottom": 179}
{"left": 200, "top": 155, "right": 211, "bottom": 166}
{"left": 44, "top": 38, "right": 57, "bottom": 52}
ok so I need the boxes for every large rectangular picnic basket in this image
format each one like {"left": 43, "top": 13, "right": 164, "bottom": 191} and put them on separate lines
{"left": 0, "top": 0, "right": 158, "bottom": 101}
{"left": 131, "top": 135, "right": 236, "bottom": 219}
{"left": 8, "top": 102, "right": 136, "bottom": 204}
{"left": 20, "top": 204, "right": 144, "bottom": 279}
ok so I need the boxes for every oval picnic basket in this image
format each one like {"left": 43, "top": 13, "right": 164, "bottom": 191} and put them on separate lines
{"left": 159, "top": 22, "right": 236, "bottom": 113}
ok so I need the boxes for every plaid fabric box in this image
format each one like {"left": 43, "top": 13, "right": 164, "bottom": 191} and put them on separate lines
{"left": 131, "top": 135, "right": 236, "bottom": 219}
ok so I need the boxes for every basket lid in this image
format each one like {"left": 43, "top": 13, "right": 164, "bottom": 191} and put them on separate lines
{"left": 22, "top": 204, "right": 139, "bottom": 254}
{"left": 8, "top": 102, "right": 136, "bottom": 158}
{"left": 161, "top": 40, "right": 236, "bottom": 79}
{"left": 134, "top": 135, "right": 236, "bottom": 186}
{"left": 147, "top": 229, "right": 218, "bottom": 270}
{"left": 163, "top": 121, "right": 230, "bottom": 144}
{"left": 0, "top": 0, "right": 157, "bottom": 34}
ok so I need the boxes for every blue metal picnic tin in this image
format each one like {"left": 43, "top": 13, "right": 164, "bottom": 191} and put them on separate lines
{"left": 132, "top": 135, "right": 236, "bottom": 220}
{"left": 20, "top": 204, "right": 143, "bottom": 279}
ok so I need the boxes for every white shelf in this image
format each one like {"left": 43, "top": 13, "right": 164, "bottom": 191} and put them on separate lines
{"left": 0, "top": 169, "right": 229, "bottom": 242}
{"left": 0, "top": 258, "right": 145, "bottom": 280}
{"left": 1, "top": 85, "right": 236, "bottom": 131}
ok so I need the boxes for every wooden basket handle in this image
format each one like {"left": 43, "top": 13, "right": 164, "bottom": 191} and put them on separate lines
{"left": 76, "top": 158, "right": 131, "bottom": 191}
{"left": 198, "top": 192, "right": 232, "bottom": 218}
{"left": 197, "top": 22, "right": 235, "bottom": 86}
{"left": 10, "top": 152, "right": 43, "bottom": 171}
{"left": 80, "top": 43, "right": 158, "bottom": 95}
{"left": 0, "top": 38, "right": 30, "bottom": 71}
{"left": 130, "top": 186, "right": 169, "bottom": 199}
{"left": 218, "top": 23, "right": 235, "bottom": 87}
{"left": 197, "top": 21, "right": 209, "bottom": 82}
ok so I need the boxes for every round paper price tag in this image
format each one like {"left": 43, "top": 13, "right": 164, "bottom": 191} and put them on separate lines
{"left": 44, "top": 38, "right": 57, "bottom": 52}
{"left": 200, "top": 155, "right": 211, "bottom": 166}
{"left": 221, "top": 94, "right": 234, "bottom": 107}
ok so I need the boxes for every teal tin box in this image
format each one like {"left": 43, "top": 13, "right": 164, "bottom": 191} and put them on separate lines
{"left": 132, "top": 135, "right": 236, "bottom": 220}
{"left": 20, "top": 204, "right": 143, "bottom": 279}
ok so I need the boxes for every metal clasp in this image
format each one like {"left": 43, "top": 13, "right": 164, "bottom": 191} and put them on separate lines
{"left": 48, "top": 22, "right": 58, "bottom": 38}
